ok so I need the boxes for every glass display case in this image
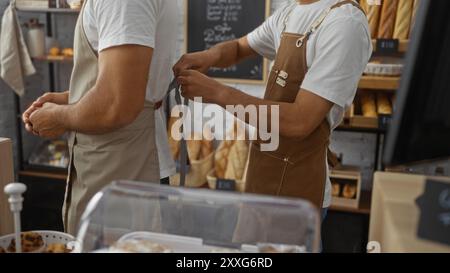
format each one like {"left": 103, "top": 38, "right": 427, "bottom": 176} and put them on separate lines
{"left": 77, "top": 181, "right": 321, "bottom": 253}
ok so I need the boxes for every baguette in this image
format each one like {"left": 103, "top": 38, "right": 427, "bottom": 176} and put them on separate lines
{"left": 366, "top": 1, "right": 382, "bottom": 38}
{"left": 214, "top": 140, "right": 234, "bottom": 179}
{"left": 225, "top": 141, "right": 249, "bottom": 181}
{"left": 393, "top": 0, "right": 413, "bottom": 39}
{"left": 378, "top": 0, "right": 399, "bottom": 39}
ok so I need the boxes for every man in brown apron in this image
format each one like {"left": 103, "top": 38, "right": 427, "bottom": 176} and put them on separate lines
{"left": 174, "top": 0, "right": 371, "bottom": 213}
{"left": 22, "top": 0, "right": 179, "bottom": 234}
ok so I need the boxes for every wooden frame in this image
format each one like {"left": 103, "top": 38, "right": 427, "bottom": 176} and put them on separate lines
{"left": 330, "top": 169, "right": 362, "bottom": 209}
{"left": 184, "top": 0, "right": 271, "bottom": 85}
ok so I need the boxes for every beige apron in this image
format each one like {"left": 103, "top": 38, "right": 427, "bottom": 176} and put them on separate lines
{"left": 245, "top": 0, "right": 364, "bottom": 209}
{"left": 63, "top": 1, "right": 160, "bottom": 235}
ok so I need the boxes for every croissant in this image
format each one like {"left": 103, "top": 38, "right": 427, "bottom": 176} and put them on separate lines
{"left": 225, "top": 141, "right": 249, "bottom": 181}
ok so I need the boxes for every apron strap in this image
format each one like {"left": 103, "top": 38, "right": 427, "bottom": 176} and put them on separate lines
{"left": 296, "top": 0, "right": 365, "bottom": 47}
{"left": 173, "top": 86, "right": 189, "bottom": 187}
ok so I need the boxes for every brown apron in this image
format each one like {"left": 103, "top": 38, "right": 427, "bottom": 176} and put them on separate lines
{"left": 63, "top": 1, "right": 161, "bottom": 235}
{"left": 245, "top": 0, "right": 364, "bottom": 209}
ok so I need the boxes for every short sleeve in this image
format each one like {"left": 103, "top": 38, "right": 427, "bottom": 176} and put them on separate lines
{"left": 93, "top": 0, "right": 161, "bottom": 52}
{"left": 301, "top": 17, "right": 372, "bottom": 108}
{"left": 247, "top": 4, "right": 291, "bottom": 60}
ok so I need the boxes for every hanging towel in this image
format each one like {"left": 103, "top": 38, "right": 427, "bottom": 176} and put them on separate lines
{"left": 0, "top": 0, "right": 36, "bottom": 97}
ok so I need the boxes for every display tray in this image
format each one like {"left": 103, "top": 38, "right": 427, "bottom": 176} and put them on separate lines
{"left": 0, "top": 231, "right": 80, "bottom": 253}
{"left": 28, "top": 139, "right": 69, "bottom": 169}
{"left": 91, "top": 231, "right": 306, "bottom": 253}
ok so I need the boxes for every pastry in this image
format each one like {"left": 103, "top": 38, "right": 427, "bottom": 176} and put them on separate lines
{"left": 112, "top": 239, "right": 172, "bottom": 253}
{"left": 49, "top": 47, "right": 60, "bottom": 56}
{"left": 343, "top": 184, "right": 357, "bottom": 199}
{"left": 378, "top": 0, "right": 399, "bottom": 39}
{"left": 366, "top": 2, "right": 382, "bottom": 38}
{"left": 62, "top": 48, "right": 74, "bottom": 57}
{"left": 7, "top": 232, "right": 44, "bottom": 253}
{"left": 45, "top": 243, "right": 70, "bottom": 253}
{"left": 332, "top": 183, "right": 341, "bottom": 197}
{"left": 225, "top": 141, "right": 249, "bottom": 181}
{"left": 377, "top": 94, "right": 393, "bottom": 115}
{"left": 393, "top": 0, "right": 413, "bottom": 39}
{"left": 214, "top": 140, "right": 234, "bottom": 179}
{"left": 0, "top": 247, "right": 5, "bottom": 253}
{"left": 361, "top": 93, "right": 378, "bottom": 118}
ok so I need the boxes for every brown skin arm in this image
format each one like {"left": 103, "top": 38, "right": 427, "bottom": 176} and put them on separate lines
{"left": 29, "top": 45, "right": 153, "bottom": 138}
{"left": 173, "top": 36, "right": 257, "bottom": 76}
{"left": 177, "top": 70, "right": 333, "bottom": 139}
{"left": 174, "top": 36, "right": 333, "bottom": 139}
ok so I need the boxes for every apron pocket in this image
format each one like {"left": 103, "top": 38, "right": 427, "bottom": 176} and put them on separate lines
{"left": 245, "top": 142, "right": 289, "bottom": 196}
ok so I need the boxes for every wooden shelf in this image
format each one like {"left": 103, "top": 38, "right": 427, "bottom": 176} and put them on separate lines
{"left": 32, "top": 56, "right": 73, "bottom": 63}
{"left": 372, "top": 39, "right": 409, "bottom": 53}
{"left": 358, "top": 75, "right": 400, "bottom": 90}
{"left": 16, "top": 7, "right": 80, "bottom": 14}
{"left": 19, "top": 170, "right": 67, "bottom": 181}
{"left": 336, "top": 124, "right": 386, "bottom": 134}
{"left": 330, "top": 190, "right": 372, "bottom": 215}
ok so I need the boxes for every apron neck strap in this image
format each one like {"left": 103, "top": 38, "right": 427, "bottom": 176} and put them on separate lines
{"left": 283, "top": 0, "right": 365, "bottom": 40}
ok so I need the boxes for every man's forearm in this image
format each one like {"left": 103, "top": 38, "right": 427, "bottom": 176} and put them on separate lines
{"left": 215, "top": 86, "right": 306, "bottom": 138}
{"left": 54, "top": 86, "right": 139, "bottom": 135}
{"left": 208, "top": 38, "right": 255, "bottom": 68}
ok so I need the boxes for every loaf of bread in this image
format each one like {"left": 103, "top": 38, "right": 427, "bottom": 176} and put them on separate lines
{"left": 377, "top": 94, "right": 393, "bottom": 115}
{"left": 225, "top": 141, "right": 249, "bottom": 181}
{"left": 187, "top": 134, "right": 202, "bottom": 161}
{"left": 359, "top": 0, "right": 369, "bottom": 14}
{"left": 410, "top": 0, "right": 420, "bottom": 37}
{"left": 167, "top": 117, "right": 180, "bottom": 160}
{"left": 366, "top": 2, "right": 382, "bottom": 38}
{"left": 393, "top": 0, "right": 413, "bottom": 39}
{"left": 361, "top": 93, "right": 378, "bottom": 118}
{"left": 214, "top": 140, "right": 234, "bottom": 179}
{"left": 378, "top": 0, "right": 399, "bottom": 39}
{"left": 332, "top": 183, "right": 341, "bottom": 197}
{"left": 343, "top": 184, "right": 357, "bottom": 199}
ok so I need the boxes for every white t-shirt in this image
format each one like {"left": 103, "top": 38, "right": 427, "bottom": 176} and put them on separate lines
{"left": 82, "top": 0, "right": 178, "bottom": 178}
{"left": 247, "top": 0, "right": 372, "bottom": 208}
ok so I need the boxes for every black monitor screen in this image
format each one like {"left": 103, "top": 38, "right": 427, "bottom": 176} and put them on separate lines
{"left": 384, "top": 0, "right": 450, "bottom": 165}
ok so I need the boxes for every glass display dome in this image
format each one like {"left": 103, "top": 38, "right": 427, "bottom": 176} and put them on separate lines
{"left": 76, "top": 181, "right": 321, "bottom": 253}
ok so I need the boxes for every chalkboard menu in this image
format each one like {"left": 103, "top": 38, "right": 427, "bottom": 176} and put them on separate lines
{"left": 186, "top": 0, "right": 270, "bottom": 84}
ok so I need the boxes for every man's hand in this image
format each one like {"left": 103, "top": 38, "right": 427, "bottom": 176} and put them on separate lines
{"left": 173, "top": 50, "right": 218, "bottom": 76}
{"left": 177, "top": 70, "right": 227, "bottom": 104}
{"left": 29, "top": 103, "right": 67, "bottom": 139}
{"left": 22, "top": 92, "right": 69, "bottom": 135}
{"left": 173, "top": 36, "right": 257, "bottom": 77}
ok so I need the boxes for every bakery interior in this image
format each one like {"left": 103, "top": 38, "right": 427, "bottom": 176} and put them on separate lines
{"left": 0, "top": 0, "right": 449, "bottom": 254}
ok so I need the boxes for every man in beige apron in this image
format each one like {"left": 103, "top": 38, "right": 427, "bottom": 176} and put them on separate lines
{"left": 174, "top": 0, "right": 371, "bottom": 213}
{"left": 22, "top": 0, "right": 178, "bottom": 234}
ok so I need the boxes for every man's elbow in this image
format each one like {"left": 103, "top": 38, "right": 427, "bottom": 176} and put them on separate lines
{"left": 105, "top": 102, "right": 144, "bottom": 129}
{"left": 281, "top": 121, "right": 314, "bottom": 139}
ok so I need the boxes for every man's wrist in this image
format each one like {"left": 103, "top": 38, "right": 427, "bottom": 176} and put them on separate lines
{"left": 54, "top": 104, "right": 73, "bottom": 131}
{"left": 216, "top": 85, "right": 233, "bottom": 107}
